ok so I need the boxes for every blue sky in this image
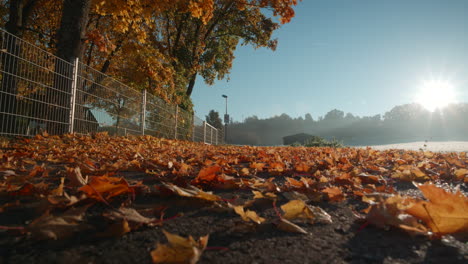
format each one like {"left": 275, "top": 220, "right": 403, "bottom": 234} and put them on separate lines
{"left": 191, "top": 0, "right": 468, "bottom": 122}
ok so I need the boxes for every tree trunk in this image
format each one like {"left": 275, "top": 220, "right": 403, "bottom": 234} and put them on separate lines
{"left": 186, "top": 73, "right": 197, "bottom": 96}
{"left": 46, "top": 0, "right": 91, "bottom": 134}
{"left": 56, "top": 0, "right": 91, "bottom": 63}
{"left": 0, "top": 0, "right": 28, "bottom": 135}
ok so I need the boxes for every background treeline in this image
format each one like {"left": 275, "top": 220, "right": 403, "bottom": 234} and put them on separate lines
{"left": 227, "top": 103, "right": 468, "bottom": 146}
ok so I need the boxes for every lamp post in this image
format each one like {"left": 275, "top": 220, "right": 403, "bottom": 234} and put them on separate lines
{"left": 222, "top": 94, "right": 228, "bottom": 143}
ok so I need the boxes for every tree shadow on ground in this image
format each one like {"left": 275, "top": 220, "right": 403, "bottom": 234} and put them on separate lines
{"left": 346, "top": 224, "right": 466, "bottom": 264}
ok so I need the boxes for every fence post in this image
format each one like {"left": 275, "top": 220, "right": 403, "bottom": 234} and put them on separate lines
{"left": 174, "top": 105, "right": 178, "bottom": 139}
{"left": 216, "top": 129, "right": 218, "bottom": 145}
{"left": 141, "top": 89, "right": 146, "bottom": 135}
{"left": 192, "top": 113, "right": 195, "bottom": 142}
{"left": 68, "top": 57, "right": 79, "bottom": 134}
{"left": 203, "top": 121, "right": 206, "bottom": 143}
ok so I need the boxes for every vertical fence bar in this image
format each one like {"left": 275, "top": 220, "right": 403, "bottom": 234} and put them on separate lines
{"left": 192, "top": 113, "right": 195, "bottom": 142}
{"left": 174, "top": 105, "right": 178, "bottom": 139}
{"left": 141, "top": 89, "right": 146, "bottom": 135}
{"left": 216, "top": 129, "right": 218, "bottom": 145}
{"left": 68, "top": 57, "right": 79, "bottom": 133}
{"left": 203, "top": 121, "right": 206, "bottom": 143}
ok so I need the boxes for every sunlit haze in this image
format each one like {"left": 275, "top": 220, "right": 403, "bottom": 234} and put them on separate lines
{"left": 192, "top": 0, "right": 468, "bottom": 121}
{"left": 415, "top": 79, "right": 457, "bottom": 112}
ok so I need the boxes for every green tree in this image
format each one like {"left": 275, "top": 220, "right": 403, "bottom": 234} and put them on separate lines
{"left": 205, "top": 110, "right": 223, "bottom": 129}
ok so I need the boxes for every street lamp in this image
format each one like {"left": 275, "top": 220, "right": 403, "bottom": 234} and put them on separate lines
{"left": 222, "top": 95, "right": 228, "bottom": 143}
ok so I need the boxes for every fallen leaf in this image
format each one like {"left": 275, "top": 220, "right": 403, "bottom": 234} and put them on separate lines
{"left": 240, "top": 167, "right": 250, "bottom": 176}
{"left": 50, "top": 177, "right": 65, "bottom": 196}
{"left": 276, "top": 218, "right": 308, "bottom": 234}
{"left": 195, "top": 165, "right": 222, "bottom": 182}
{"left": 405, "top": 183, "right": 468, "bottom": 236}
{"left": 27, "top": 205, "right": 91, "bottom": 240}
{"left": 162, "top": 182, "right": 222, "bottom": 202}
{"left": 252, "top": 190, "right": 277, "bottom": 199}
{"left": 281, "top": 199, "right": 332, "bottom": 224}
{"left": 294, "top": 163, "right": 310, "bottom": 172}
{"left": 231, "top": 204, "right": 265, "bottom": 224}
{"left": 66, "top": 166, "right": 88, "bottom": 187}
{"left": 79, "top": 175, "right": 134, "bottom": 202}
{"left": 322, "top": 187, "right": 345, "bottom": 201}
{"left": 249, "top": 162, "right": 265, "bottom": 171}
{"left": 151, "top": 230, "right": 209, "bottom": 264}
{"left": 365, "top": 194, "right": 427, "bottom": 234}
{"left": 454, "top": 169, "right": 468, "bottom": 181}
{"left": 104, "top": 207, "right": 157, "bottom": 227}
{"left": 96, "top": 219, "right": 131, "bottom": 237}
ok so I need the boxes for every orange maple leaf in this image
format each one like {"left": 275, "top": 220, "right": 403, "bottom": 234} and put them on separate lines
{"left": 405, "top": 183, "right": 468, "bottom": 236}
{"left": 194, "top": 165, "right": 222, "bottom": 182}
{"left": 79, "top": 175, "right": 134, "bottom": 202}
{"left": 322, "top": 187, "right": 345, "bottom": 202}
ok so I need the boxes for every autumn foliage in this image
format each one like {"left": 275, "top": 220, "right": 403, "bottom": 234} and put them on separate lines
{"left": 0, "top": 133, "right": 467, "bottom": 262}
{"left": 1, "top": 0, "right": 302, "bottom": 108}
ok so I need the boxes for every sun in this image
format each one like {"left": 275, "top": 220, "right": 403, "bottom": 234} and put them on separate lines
{"left": 415, "top": 79, "right": 457, "bottom": 111}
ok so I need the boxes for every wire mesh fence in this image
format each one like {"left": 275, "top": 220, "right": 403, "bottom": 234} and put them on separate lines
{"left": 0, "top": 28, "right": 224, "bottom": 145}
{"left": 0, "top": 30, "right": 74, "bottom": 136}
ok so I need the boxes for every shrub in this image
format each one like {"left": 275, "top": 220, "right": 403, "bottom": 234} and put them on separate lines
{"left": 303, "top": 136, "right": 343, "bottom": 148}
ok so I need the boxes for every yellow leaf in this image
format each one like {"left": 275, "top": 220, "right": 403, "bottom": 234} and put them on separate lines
{"left": 232, "top": 205, "right": 265, "bottom": 224}
{"left": 281, "top": 200, "right": 332, "bottom": 224}
{"left": 252, "top": 190, "right": 277, "bottom": 199}
{"left": 454, "top": 169, "right": 468, "bottom": 180}
{"left": 406, "top": 184, "right": 468, "bottom": 235}
{"left": 240, "top": 167, "right": 250, "bottom": 176}
{"left": 151, "top": 230, "right": 209, "bottom": 264}
{"left": 50, "top": 177, "right": 64, "bottom": 196}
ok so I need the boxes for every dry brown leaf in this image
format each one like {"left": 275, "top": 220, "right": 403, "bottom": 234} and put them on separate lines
{"left": 231, "top": 204, "right": 265, "bottom": 224}
{"left": 365, "top": 194, "right": 427, "bottom": 234}
{"left": 50, "top": 177, "right": 65, "bottom": 196}
{"left": 47, "top": 192, "right": 81, "bottom": 207}
{"left": 151, "top": 230, "right": 209, "bottom": 264}
{"left": 252, "top": 190, "right": 277, "bottom": 199}
{"left": 104, "top": 207, "right": 157, "bottom": 227}
{"left": 97, "top": 219, "right": 131, "bottom": 238}
{"left": 66, "top": 166, "right": 88, "bottom": 187}
{"left": 27, "top": 205, "right": 91, "bottom": 240}
{"left": 276, "top": 218, "right": 308, "bottom": 234}
{"left": 162, "top": 183, "right": 222, "bottom": 202}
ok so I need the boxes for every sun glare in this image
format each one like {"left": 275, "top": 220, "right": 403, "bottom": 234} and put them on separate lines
{"left": 415, "top": 79, "right": 457, "bottom": 111}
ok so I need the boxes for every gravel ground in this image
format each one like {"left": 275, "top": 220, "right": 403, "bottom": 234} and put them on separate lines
{"left": 365, "top": 141, "right": 468, "bottom": 152}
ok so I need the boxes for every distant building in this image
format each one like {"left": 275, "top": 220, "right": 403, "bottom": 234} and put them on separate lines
{"left": 283, "top": 133, "right": 315, "bottom": 145}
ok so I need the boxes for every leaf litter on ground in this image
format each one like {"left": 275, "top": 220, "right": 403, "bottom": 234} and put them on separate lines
{"left": 0, "top": 133, "right": 467, "bottom": 263}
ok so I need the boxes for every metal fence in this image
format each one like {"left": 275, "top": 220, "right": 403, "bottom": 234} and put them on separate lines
{"left": 0, "top": 29, "right": 224, "bottom": 145}
{"left": 193, "top": 115, "right": 224, "bottom": 145}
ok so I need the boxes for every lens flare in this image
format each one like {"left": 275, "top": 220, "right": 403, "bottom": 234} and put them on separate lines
{"left": 415, "top": 79, "right": 457, "bottom": 111}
